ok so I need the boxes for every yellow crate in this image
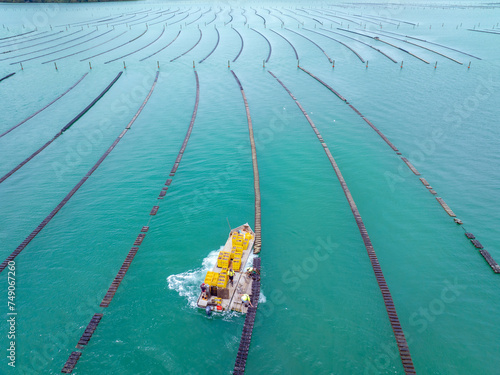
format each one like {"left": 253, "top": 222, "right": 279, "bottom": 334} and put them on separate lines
{"left": 245, "top": 232, "right": 253, "bottom": 240}
{"left": 232, "top": 259, "right": 241, "bottom": 271}
{"left": 208, "top": 272, "right": 219, "bottom": 286}
{"left": 217, "top": 252, "right": 230, "bottom": 268}
{"left": 217, "top": 275, "right": 228, "bottom": 288}
{"left": 204, "top": 272, "right": 214, "bottom": 285}
{"left": 220, "top": 259, "right": 229, "bottom": 269}
{"left": 242, "top": 241, "right": 248, "bottom": 250}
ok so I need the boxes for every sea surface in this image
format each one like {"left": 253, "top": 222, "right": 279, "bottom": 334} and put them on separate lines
{"left": 0, "top": 1, "right": 499, "bottom": 374}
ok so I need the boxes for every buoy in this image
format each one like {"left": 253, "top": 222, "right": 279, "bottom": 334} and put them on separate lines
{"left": 297, "top": 58, "right": 299, "bottom": 67}
{"left": 228, "top": 60, "right": 230, "bottom": 68}
{"left": 89, "top": 61, "right": 92, "bottom": 70}
{"left": 468, "top": 61, "right": 471, "bottom": 69}
{"left": 193, "top": 60, "right": 195, "bottom": 68}
{"left": 366, "top": 60, "right": 368, "bottom": 68}
{"left": 400, "top": 60, "right": 404, "bottom": 69}
{"left": 54, "top": 62, "right": 58, "bottom": 71}
{"left": 263, "top": 59, "right": 265, "bottom": 68}
{"left": 123, "top": 61, "right": 126, "bottom": 69}
{"left": 332, "top": 59, "right": 335, "bottom": 68}
{"left": 157, "top": 60, "right": 160, "bottom": 69}
{"left": 434, "top": 61, "right": 437, "bottom": 69}
{"left": 217, "top": 305, "right": 222, "bottom": 311}
{"left": 20, "top": 62, "right": 23, "bottom": 70}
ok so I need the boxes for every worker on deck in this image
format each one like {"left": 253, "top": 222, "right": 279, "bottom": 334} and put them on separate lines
{"left": 200, "top": 283, "right": 209, "bottom": 298}
{"left": 241, "top": 294, "right": 253, "bottom": 308}
{"left": 228, "top": 268, "right": 235, "bottom": 286}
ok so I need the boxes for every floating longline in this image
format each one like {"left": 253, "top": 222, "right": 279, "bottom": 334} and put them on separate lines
{"left": 0, "top": 72, "right": 88, "bottom": 139}
{"left": 80, "top": 28, "right": 148, "bottom": 61}
{"left": 140, "top": 30, "right": 181, "bottom": 61}
{"left": 62, "top": 70, "right": 201, "bottom": 374}
{"left": 298, "top": 65, "right": 499, "bottom": 274}
{"left": 0, "top": 71, "right": 126, "bottom": 272}
{"left": 231, "top": 70, "right": 262, "bottom": 375}
{"left": 170, "top": 28, "right": 202, "bottom": 62}
{"left": 250, "top": 28, "right": 272, "bottom": 62}
{"left": 0, "top": 72, "right": 121, "bottom": 184}
{"left": 199, "top": 26, "right": 220, "bottom": 63}
{"left": 0, "top": 72, "right": 16, "bottom": 83}
{"left": 105, "top": 26, "right": 165, "bottom": 64}
{"left": 232, "top": 27, "right": 244, "bottom": 62}
{"left": 42, "top": 30, "right": 125, "bottom": 64}
{"left": 230, "top": 70, "right": 262, "bottom": 255}
{"left": 285, "top": 27, "right": 333, "bottom": 64}
{"left": 303, "top": 27, "right": 365, "bottom": 63}
{"left": 268, "top": 69, "right": 416, "bottom": 374}
{"left": 269, "top": 29, "right": 298, "bottom": 60}
{"left": 319, "top": 28, "right": 397, "bottom": 63}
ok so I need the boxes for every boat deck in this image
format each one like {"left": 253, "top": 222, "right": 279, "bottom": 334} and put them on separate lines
{"left": 197, "top": 224, "right": 256, "bottom": 314}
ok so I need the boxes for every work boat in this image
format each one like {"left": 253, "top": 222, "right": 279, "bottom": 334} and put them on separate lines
{"left": 197, "top": 223, "right": 256, "bottom": 314}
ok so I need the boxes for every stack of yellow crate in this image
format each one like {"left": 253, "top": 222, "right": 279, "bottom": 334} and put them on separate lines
{"left": 217, "top": 273, "right": 228, "bottom": 288}
{"left": 233, "top": 256, "right": 242, "bottom": 271}
{"left": 232, "top": 232, "right": 243, "bottom": 246}
{"left": 220, "top": 267, "right": 228, "bottom": 281}
{"left": 204, "top": 271, "right": 219, "bottom": 286}
{"left": 233, "top": 238, "right": 243, "bottom": 248}
{"left": 217, "top": 251, "right": 230, "bottom": 268}
{"left": 204, "top": 271, "right": 214, "bottom": 285}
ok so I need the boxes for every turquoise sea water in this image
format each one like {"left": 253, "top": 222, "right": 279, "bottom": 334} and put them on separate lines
{"left": 0, "top": 2, "right": 499, "bottom": 374}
